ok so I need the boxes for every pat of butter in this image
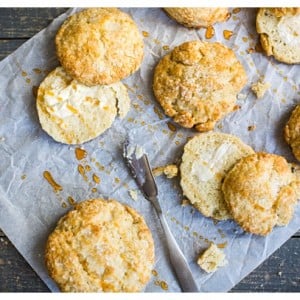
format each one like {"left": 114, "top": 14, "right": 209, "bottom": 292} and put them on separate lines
{"left": 278, "top": 15, "right": 300, "bottom": 46}
{"left": 191, "top": 143, "right": 235, "bottom": 182}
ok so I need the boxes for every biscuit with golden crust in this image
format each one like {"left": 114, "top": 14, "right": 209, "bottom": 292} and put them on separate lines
{"left": 180, "top": 132, "right": 254, "bottom": 220}
{"left": 36, "top": 66, "right": 130, "bottom": 145}
{"left": 153, "top": 41, "right": 247, "bottom": 131}
{"left": 256, "top": 8, "right": 300, "bottom": 64}
{"left": 284, "top": 104, "right": 300, "bottom": 161}
{"left": 164, "top": 7, "right": 229, "bottom": 28}
{"left": 45, "top": 198, "right": 155, "bottom": 292}
{"left": 56, "top": 8, "right": 144, "bottom": 86}
{"left": 222, "top": 152, "right": 299, "bottom": 236}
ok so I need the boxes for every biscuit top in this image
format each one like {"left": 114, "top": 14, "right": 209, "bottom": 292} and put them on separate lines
{"left": 164, "top": 8, "right": 229, "bottom": 28}
{"left": 277, "top": 14, "right": 300, "bottom": 46}
{"left": 45, "top": 199, "right": 155, "bottom": 292}
{"left": 56, "top": 8, "right": 144, "bottom": 86}
{"left": 153, "top": 40, "right": 247, "bottom": 131}
{"left": 222, "top": 152, "right": 300, "bottom": 235}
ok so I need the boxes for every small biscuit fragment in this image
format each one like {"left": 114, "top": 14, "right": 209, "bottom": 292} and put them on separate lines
{"left": 251, "top": 79, "right": 270, "bottom": 99}
{"left": 222, "top": 152, "right": 300, "bottom": 235}
{"left": 45, "top": 198, "right": 155, "bottom": 292}
{"left": 56, "top": 8, "right": 144, "bottom": 86}
{"left": 36, "top": 66, "right": 130, "bottom": 144}
{"left": 152, "top": 164, "right": 178, "bottom": 178}
{"left": 284, "top": 104, "right": 300, "bottom": 162}
{"left": 153, "top": 41, "right": 247, "bottom": 132}
{"left": 256, "top": 8, "right": 300, "bottom": 64}
{"left": 180, "top": 132, "right": 254, "bottom": 220}
{"left": 197, "top": 243, "right": 227, "bottom": 273}
{"left": 164, "top": 8, "right": 229, "bottom": 28}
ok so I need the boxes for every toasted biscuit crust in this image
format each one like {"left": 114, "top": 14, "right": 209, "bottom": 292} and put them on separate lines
{"left": 256, "top": 8, "right": 300, "bottom": 64}
{"left": 164, "top": 8, "right": 229, "bottom": 28}
{"left": 222, "top": 152, "right": 299, "bottom": 235}
{"left": 56, "top": 8, "right": 144, "bottom": 86}
{"left": 153, "top": 41, "right": 247, "bottom": 132}
{"left": 284, "top": 104, "right": 300, "bottom": 161}
{"left": 37, "top": 67, "right": 130, "bottom": 145}
{"left": 45, "top": 199, "right": 155, "bottom": 292}
{"left": 180, "top": 132, "right": 254, "bottom": 220}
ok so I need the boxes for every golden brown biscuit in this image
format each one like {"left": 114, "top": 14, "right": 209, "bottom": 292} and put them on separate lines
{"left": 284, "top": 104, "right": 300, "bottom": 161}
{"left": 45, "top": 198, "right": 155, "bottom": 292}
{"left": 164, "top": 7, "right": 229, "bottom": 28}
{"left": 256, "top": 8, "right": 300, "bottom": 64}
{"left": 222, "top": 152, "right": 299, "bottom": 236}
{"left": 180, "top": 132, "right": 254, "bottom": 220}
{"left": 153, "top": 41, "right": 247, "bottom": 132}
{"left": 36, "top": 66, "right": 130, "bottom": 145}
{"left": 56, "top": 8, "right": 144, "bottom": 86}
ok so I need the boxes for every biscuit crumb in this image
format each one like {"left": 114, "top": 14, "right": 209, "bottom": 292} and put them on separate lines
{"left": 181, "top": 199, "right": 190, "bottom": 206}
{"left": 251, "top": 79, "right": 270, "bottom": 99}
{"left": 197, "top": 243, "right": 227, "bottom": 273}
{"left": 152, "top": 164, "right": 178, "bottom": 178}
{"left": 248, "top": 125, "right": 256, "bottom": 131}
{"left": 237, "top": 93, "right": 247, "bottom": 100}
{"left": 129, "top": 189, "right": 138, "bottom": 201}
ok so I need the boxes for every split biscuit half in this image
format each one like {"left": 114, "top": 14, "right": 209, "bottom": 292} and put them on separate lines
{"left": 36, "top": 66, "right": 130, "bottom": 144}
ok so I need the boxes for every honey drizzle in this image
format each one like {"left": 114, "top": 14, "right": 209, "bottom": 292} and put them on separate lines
{"left": 93, "top": 174, "right": 101, "bottom": 184}
{"left": 205, "top": 26, "right": 215, "bottom": 39}
{"left": 223, "top": 30, "right": 233, "bottom": 40}
{"left": 78, "top": 164, "right": 88, "bottom": 181}
{"left": 75, "top": 147, "right": 87, "bottom": 160}
{"left": 43, "top": 171, "right": 63, "bottom": 193}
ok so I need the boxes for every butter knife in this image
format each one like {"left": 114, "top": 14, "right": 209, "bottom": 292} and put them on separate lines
{"left": 123, "top": 141, "right": 198, "bottom": 292}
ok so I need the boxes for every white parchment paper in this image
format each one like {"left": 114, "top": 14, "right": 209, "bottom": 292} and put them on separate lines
{"left": 0, "top": 8, "right": 299, "bottom": 292}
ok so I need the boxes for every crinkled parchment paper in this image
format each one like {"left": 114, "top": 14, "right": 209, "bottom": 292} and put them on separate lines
{"left": 0, "top": 8, "right": 299, "bottom": 292}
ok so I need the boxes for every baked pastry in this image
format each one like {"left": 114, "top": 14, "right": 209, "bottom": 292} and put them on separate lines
{"left": 56, "top": 8, "right": 144, "bottom": 86}
{"left": 164, "top": 8, "right": 229, "bottom": 28}
{"left": 256, "top": 8, "right": 300, "bottom": 64}
{"left": 45, "top": 198, "right": 155, "bottom": 292}
{"left": 197, "top": 243, "right": 227, "bottom": 273}
{"left": 284, "top": 104, "right": 300, "bottom": 161}
{"left": 222, "top": 152, "right": 300, "bottom": 235}
{"left": 36, "top": 66, "right": 130, "bottom": 144}
{"left": 153, "top": 41, "right": 247, "bottom": 132}
{"left": 180, "top": 132, "right": 254, "bottom": 220}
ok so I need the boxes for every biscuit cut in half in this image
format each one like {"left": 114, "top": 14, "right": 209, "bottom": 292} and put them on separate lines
{"left": 45, "top": 198, "right": 155, "bottom": 292}
{"left": 153, "top": 41, "right": 247, "bottom": 132}
{"left": 164, "top": 7, "right": 229, "bottom": 28}
{"left": 222, "top": 152, "right": 300, "bottom": 236}
{"left": 56, "top": 8, "right": 144, "bottom": 86}
{"left": 284, "top": 104, "right": 300, "bottom": 161}
{"left": 37, "top": 66, "right": 130, "bottom": 144}
{"left": 180, "top": 132, "right": 254, "bottom": 220}
{"left": 256, "top": 8, "right": 300, "bottom": 64}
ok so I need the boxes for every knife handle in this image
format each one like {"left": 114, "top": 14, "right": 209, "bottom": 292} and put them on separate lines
{"left": 153, "top": 202, "right": 199, "bottom": 292}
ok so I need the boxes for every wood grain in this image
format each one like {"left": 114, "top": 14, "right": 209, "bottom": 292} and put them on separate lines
{"left": 0, "top": 7, "right": 299, "bottom": 293}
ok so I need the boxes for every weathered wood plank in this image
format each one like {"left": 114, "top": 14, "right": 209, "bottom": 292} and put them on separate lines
{"left": 0, "top": 8, "right": 67, "bottom": 39}
{"left": 0, "top": 39, "right": 27, "bottom": 61}
{"left": 0, "top": 234, "right": 299, "bottom": 292}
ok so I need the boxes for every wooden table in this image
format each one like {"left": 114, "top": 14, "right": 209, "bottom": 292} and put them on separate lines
{"left": 0, "top": 8, "right": 299, "bottom": 292}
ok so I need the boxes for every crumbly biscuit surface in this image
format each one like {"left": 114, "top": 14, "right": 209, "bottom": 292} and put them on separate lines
{"left": 45, "top": 199, "right": 155, "bottom": 292}
{"left": 164, "top": 7, "right": 229, "bottom": 28}
{"left": 222, "top": 152, "right": 299, "bottom": 235}
{"left": 153, "top": 41, "right": 247, "bottom": 131}
{"left": 56, "top": 8, "right": 144, "bottom": 85}
{"left": 36, "top": 66, "right": 130, "bottom": 144}
{"left": 256, "top": 8, "right": 300, "bottom": 64}
{"left": 284, "top": 104, "right": 300, "bottom": 161}
{"left": 180, "top": 132, "right": 254, "bottom": 220}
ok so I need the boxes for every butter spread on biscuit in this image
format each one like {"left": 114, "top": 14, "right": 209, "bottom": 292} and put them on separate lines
{"left": 278, "top": 15, "right": 300, "bottom": 46}
{"left": 191, "top": 143, "right": 236, "bottom": 181}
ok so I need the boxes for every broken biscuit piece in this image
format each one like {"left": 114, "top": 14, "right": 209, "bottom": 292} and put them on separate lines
{"left": 197, "top": 243, "right": 227, "bottom": 273}
{"left": 251, "top": 79, "right": 270, "bottom": 99}
{"left": 152, "top": 164, "right": 178, "bottom": 178}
